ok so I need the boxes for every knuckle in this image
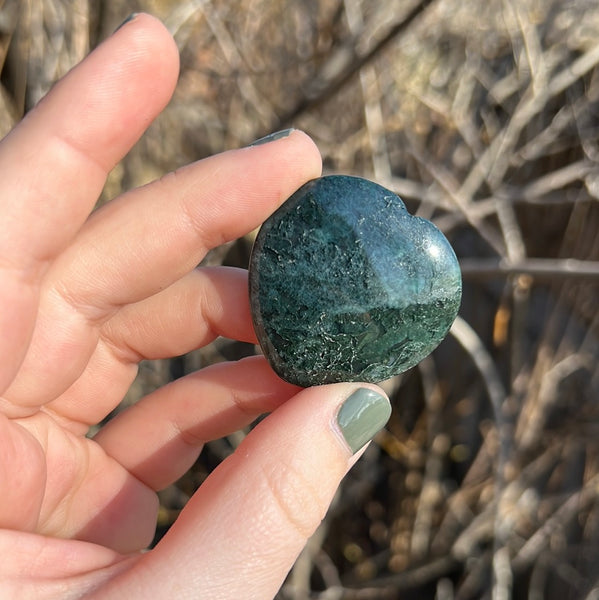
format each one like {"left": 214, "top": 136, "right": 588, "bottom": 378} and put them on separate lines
{"left": 260, "top": 460, "right": 327, "bottom": 541}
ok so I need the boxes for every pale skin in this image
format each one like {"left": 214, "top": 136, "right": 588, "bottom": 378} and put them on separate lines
{"left": 0, "top": 13, "right": 388, "bottom": 600}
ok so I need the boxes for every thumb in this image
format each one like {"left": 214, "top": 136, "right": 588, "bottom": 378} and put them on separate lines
{"left": 101, "top": 383, "right": 391, "bottom": 599}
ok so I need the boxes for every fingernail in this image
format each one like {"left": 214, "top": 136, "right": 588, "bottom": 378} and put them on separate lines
{"left": 336, "top": 388, "right": 391, "bottom": 455}
{"left": 249, "top": 128, "right": 295, "bottom": 147}
{"left": 114, "top": 13, "right": 139, "bottom": 33}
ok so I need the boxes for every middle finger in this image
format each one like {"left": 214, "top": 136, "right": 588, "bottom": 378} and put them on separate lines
{"left": 93, "top": 356, "right": 300, "bottom": 491}
{"left": 6, "top": 132, "right": 321, "bottom": 407}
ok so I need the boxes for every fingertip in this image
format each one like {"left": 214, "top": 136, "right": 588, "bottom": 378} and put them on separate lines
{"left": 270, "top": 382, "right": 390, "bottom": 458}
{"left": 17, "top": 11, "right": 181, "bottom": 178}
{"left": 291, "top": 129, "right": 323, "bottom": 180}
{"left": 112, "top": 13, "right": 140, "bottom": 34}
{"left": 246, "top": 128, "right": 322, "bottom": 183}
{"left": 242, "top": 128, "right": 323, "bottom": 221}
{"left": 108, "top": 12, "right": 180, "bottom": 94}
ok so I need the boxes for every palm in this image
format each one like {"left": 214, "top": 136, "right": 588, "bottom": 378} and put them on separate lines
{"left": 4, "top": 333, "right": 153, "bottom": 552}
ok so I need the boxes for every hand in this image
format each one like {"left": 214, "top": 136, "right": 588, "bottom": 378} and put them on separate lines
{"left": 0, "top": 14, "right": 390, "bottom": 599}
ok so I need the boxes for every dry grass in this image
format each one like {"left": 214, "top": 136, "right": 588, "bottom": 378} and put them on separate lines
{"left": 2, "top": 0, "right": 599, "bottom": 598}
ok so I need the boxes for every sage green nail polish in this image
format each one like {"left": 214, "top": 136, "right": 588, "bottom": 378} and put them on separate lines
{"left": 249, "top": 128, "right": 295, "bottom": 147}
{"left": 337, "top": 389, "right": 391, "bottom": 454}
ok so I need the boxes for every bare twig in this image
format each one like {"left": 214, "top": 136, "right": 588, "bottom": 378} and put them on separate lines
{"left": 279, "top": 0, "right": 438, "bottom": 126}
{"left": 517, "top": 352, "right": 594, "bottom": 451}
{"left": 196, "top": 1, "right": 278, "bottom": 136}
{"left": 449, "top": 317, "right": 507, "bottom": 416}
{"left": 338, "top": 555, "right": 459, "bottom": 596}
{"left": 343, "top": 0, "right": 392, "bottom": 182}
{"left": 406, "top": 138, "right": 506, "bottom": 255}
{"left": 460, "top": 257, "right": 599, "bottom": 281}
{"left": 460, "top": 42, "right": 599, "bottom": 200}
{"left": 410, "top": 358, "right": 447, "bottom": 560}
{"left": 512, "top": 474, "right": 599, "bottom": 572}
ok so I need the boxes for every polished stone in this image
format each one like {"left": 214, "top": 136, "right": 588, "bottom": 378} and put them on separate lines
{"left": 249, "top": 175, "right": 462, "bottom": 387}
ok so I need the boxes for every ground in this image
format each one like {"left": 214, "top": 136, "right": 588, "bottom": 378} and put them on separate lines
{"left": 2, "top": 0, "right": 599, "bottom": 598}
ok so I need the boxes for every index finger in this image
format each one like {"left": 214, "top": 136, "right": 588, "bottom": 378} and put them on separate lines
{"left": 0, "top": 14, "right": 179, "bottom": 392}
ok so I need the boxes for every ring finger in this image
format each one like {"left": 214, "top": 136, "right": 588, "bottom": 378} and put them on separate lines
{"left": 47, "top": 266, "right": 259, "bottom": 426}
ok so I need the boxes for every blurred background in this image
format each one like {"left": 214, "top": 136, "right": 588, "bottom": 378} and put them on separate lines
{"left": 2, "top": 0, "right": 599, "bottom": 598}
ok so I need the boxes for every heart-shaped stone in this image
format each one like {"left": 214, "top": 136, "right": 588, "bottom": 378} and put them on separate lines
{"left": 249, "top": 175, "right": 462, "bottom": 387}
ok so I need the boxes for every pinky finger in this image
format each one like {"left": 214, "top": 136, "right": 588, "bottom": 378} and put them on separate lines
{"left": 94, "top": 356, "right": 300, "bottom": 491}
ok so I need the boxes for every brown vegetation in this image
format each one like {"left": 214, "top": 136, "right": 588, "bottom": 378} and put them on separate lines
{"left": 2, "top": 0, "right": 599, "bottom": 597}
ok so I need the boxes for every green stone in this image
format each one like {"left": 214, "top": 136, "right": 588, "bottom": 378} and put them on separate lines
{"left": 248, "top": 175, "right": 462, "bottom": 387}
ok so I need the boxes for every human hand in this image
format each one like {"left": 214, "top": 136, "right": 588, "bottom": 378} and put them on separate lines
{"left": 0, "top": 14, "right": 391, "bottom": 599}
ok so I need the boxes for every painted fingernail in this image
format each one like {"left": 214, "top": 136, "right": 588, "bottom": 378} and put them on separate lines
{"left": 249, "top": 128, "right": 295, "bottom": 147}
{"left": 114, "top": 13, "right": 139, "bottom": 33}
{"left": 336, "top": 388, "right": 391, "bottom": 454}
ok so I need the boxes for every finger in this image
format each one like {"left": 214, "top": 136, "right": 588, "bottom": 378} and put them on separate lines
{"left": 0, "top": 14, "right": 179, "bottom": 393}
{"left": 0, "top": 13, "right": 178, "bottom": 266}
{"left": 94, "top": 356, "right": 300, "bottom": 490}
{"left": 0, "top": 529, "right": 134, "bottom": 597}
{"left": 4, "top": 407, "right": 157, "bottom": 553}
{"left": 0, "top": 414, "right": 45, "bottom": 531}
{"left": 50, "top": 129, "right": 321, "bottom": 316}
{"left": 103, "top": 266, "right": 258, "bottom": 362}
{"left": 44, "top": 267, "right": 259, "bottom": 427}
{"left": 94, "top": 384, "right": 391, "bottom": 598}
{"left": 7, "top": 131, "right": 321, "bottom": 408}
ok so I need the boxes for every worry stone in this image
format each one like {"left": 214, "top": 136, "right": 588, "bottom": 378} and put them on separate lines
{"left": 248, "top": 175, "right": 462, "bottom": 387}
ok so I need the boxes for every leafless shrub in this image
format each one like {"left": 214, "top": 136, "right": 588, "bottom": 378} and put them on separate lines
{"left": 2, "top": 0, "right": 598, "bottom": 597}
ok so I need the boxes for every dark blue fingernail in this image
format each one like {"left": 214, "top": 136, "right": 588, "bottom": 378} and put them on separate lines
{"left": 114, "top": 13, "right": 139, "bottom": 34}
{"left": 249, "top": 129, "right": 295, "bottom": 147}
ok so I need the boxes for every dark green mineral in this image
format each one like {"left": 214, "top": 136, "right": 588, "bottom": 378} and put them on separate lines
{"left": 249, "top": 175, "right": 462, "bottom": 387}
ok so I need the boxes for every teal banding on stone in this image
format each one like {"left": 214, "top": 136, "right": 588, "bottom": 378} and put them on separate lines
{"left": 249, "top": 175, "right": 462, "bottom": 387}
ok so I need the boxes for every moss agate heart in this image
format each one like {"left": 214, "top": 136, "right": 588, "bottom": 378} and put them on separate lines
{"left": 249, "top": 175, "right": 461, "bottom": 387}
